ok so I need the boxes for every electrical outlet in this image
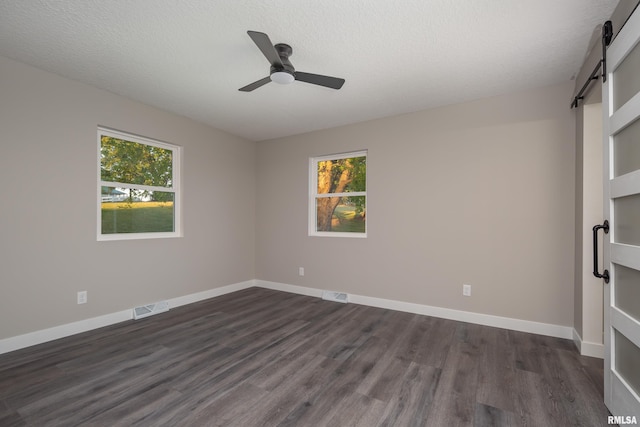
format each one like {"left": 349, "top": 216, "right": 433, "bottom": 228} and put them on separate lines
{"left": 299, "top": 267, "right": 305, "bottom": 276}
{"left": 463, "top": 284, "right": 471, "bottom": 297}
{"left": 77, "top": 291, "right": 87, "bottom": 304}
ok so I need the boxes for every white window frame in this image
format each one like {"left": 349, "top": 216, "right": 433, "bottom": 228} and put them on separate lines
{"left": 309, "top": 150, "right": 367, "bottom": 238}
{"left": 97, "top": 127, "right": 181, "bottom": 241}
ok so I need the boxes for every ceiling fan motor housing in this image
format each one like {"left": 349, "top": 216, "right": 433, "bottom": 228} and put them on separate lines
{"left": 270, "top": 44, "right": 295, "bottom": 76}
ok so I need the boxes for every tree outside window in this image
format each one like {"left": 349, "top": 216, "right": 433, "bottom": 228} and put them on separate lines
{"left": 98, "top": 128, "right": 181, "bottom": 240}
{"left": 310, "top": 151, "right": 367, "bottom": 237}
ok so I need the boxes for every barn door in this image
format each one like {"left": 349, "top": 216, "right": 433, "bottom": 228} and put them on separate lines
{"left": 602, "top": 5, "right": 640, "bottom": 418}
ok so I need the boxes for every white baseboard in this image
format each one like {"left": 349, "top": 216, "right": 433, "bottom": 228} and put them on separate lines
{"left": 0, "top": 279, "right": 583, "bottom": 356}
{"left": 0, "top": 310, "right": 133, "bottom": 355}
{"left": 0, "top": 280, "right": 255, "bottom": 355}
{"left": 254, "top": 280, "right": 323, "bottom": 298}
{"left": 168, "top": 280, "right": 255, "bottom": 309}
{"left": 572, "top": 328, "right": 605, "bottom": 359}
{"left": 255, "top": 280, "right": 575, "bottom": 340}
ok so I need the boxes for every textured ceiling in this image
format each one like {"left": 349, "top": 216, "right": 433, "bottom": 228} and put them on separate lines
{"left": 0, "top": 0, "right": 619, "bottom": 141}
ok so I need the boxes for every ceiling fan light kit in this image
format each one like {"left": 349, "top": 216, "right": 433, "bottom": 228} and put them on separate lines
{"left": 239, "top": 31, "right": 345, "bottom": 92}
{"left": 270, "top": 71, "right": 295, "bottom": 84}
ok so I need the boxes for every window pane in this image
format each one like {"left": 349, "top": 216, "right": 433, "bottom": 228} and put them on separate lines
{"left": 101, "top": 188, "right": 174, "bottom": 234}
{"left": 614, "top": 194, "right": 640, "bottom": 246}
{"left": 614, "top": 117, "right": 640, "bottom": 177}
{"left": 613, "top": 38, "right": 640, "bottom": 112}
{"left": 100, "top": 136, "right": 173, "bottom": 187}
{"left": 614, "top": 329, "right": 640, "bottom": 397}
{"left": 317, "top": 156, "right": 366, "bottom": 194}
{"left": 614, "top": 264, "right": 640, "bottom": 323}
{"left": 316, "top": 196, "right": 365, "bottom": 233}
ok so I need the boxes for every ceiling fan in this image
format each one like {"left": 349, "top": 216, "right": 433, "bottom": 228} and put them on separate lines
{"left": 239, "top": 31, "right": 345, "bottom": 92}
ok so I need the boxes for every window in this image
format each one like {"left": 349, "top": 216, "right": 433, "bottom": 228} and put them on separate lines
{"left": 98, "top": 128, "right": 181, "bottom": 240}
{"left": 309, "top": 150, "right": 367, "bottom": 237}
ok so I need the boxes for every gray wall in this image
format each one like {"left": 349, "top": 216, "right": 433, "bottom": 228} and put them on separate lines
{"left": 0, "top": 55, "right": 256, "bottom": 340}
{"left": 1, "top": 52, "right": 578, "bottom": 342}
{"left": 256, "top": 82, "right": 576, "bottom": 327}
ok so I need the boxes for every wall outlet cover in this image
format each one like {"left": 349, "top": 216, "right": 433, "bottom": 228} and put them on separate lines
{"left": 463, "top": 284, "right": 471, "bottom": 297}
{"left": 77, "top": 291, "right": 87, "bottom": 304}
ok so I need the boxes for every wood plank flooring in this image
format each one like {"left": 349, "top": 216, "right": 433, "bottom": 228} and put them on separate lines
{"left": 0, "top": 288, "right": 611, "bottom": 426}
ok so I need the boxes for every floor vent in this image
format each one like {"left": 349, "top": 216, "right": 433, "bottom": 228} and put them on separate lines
{"left": 322, "top": 291, "right": 349, "bottom": 304}
{"left": 133, "top": 301, "right": 169, "bottom": 320}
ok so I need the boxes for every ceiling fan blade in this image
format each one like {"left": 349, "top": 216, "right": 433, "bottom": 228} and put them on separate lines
{"left": 247, "top": 31, "right": 283, "bottom": 68}
{"left": 295, "top": 72, "right": 345, "bottom": 90}
{"left": 239, "top": 76, "right": 271, "bottom": 92}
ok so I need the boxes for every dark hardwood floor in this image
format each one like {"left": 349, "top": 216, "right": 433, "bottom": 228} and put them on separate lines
{"left": 0, "top": 288, "right": 611, "bottom": 426}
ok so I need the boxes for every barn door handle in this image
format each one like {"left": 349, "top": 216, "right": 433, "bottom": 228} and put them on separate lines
{"left": 593, "top": 220, "right": 610, "bottom": 283}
